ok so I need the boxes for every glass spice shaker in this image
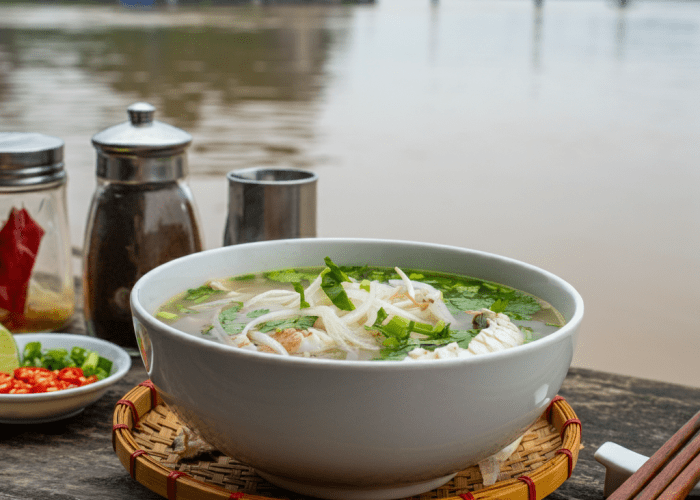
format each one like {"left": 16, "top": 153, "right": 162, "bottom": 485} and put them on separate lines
{"left": 0, "top": 133, "right": 75, "bottom": 333}
{"left": 83, "top": 102, "right": 203, "bottom": 353}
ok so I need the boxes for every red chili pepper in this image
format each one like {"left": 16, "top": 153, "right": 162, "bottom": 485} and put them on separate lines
{"left": 7, "top": 379, "right": 32, "bottom": 394}
{"left": 0, "top": 207, "right": 45, "bottom": 315}
{"left": 0, "top": 372, "right": 15, "bottom": 394}
{"left": 57, "top": 367, "right": 85, "bottom": 386}
{"left": 13, "top": 366, "right": 52, "bottom": 385}
{"left": 32, "top": 379, "right": 71, "bottom": 393}
{"left": 1, "top": 366, "right": 98, "bottom": 394}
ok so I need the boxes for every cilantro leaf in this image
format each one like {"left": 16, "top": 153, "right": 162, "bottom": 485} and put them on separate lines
{"left": 247, "top": 308, "right": 270, "bottom": 318}
{"left": 265, "top": 269, "right": 319, "bottom": 284}
{"left": 230, "top": 274, "right": 256, "bottom": 281}
{"left": 258, "top": 315, "right": 318, "bottom": 333}
{"left": 219, "top": 304, "right": 246, "bottom": 335}
{"left": 185, "top": 285, "right": 225, "bottom": 303}
{"left": 222, "top": 323, "right": 246, "bottom": 335}
{"left": 490, "top": 299, "right": 508, "bottom": 313}
{"left": 219, "top": 303, "right": 243, "bottom": 321}
{"left": 446, "top": 297, "right": 493, "bottom": 314}
{"left": 500, "top": 295, "right": 541, "bottom": 320}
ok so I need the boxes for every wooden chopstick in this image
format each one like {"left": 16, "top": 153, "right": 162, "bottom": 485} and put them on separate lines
{"left": 657, "top": 450, "right": 700, "bottom": 500}
{"left": 607, "top": 410, "right": 700, "bottom": 500}
{"left": 635, "top": 432, "right": 700, "bottom": 500}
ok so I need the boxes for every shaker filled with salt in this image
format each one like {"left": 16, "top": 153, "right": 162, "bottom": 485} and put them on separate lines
{"left": 83, "top": 102, "right": 202, "bottom": 353}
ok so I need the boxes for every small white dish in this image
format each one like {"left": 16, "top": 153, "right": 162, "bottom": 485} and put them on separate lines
{"left": 0, "top": 333, "right": 131, "bottom": 424}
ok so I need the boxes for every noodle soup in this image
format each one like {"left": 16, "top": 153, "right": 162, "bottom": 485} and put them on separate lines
{"left": 155, "top": 258, "right": 565, "bottom": 361}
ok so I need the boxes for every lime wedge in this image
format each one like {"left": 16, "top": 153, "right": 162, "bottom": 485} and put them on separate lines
{"left": 0, "top": 324, "right": 21, "bottom": 374}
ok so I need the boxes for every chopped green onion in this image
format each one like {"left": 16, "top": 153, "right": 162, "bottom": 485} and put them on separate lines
{"left": 157, "top": 311, "right": 179, "bottom": 320}
{"left": 293, "top": 282, "right": 310, "bottom": 309}
{"left": 320, "top": 257, "right": 355, "bottom": 311}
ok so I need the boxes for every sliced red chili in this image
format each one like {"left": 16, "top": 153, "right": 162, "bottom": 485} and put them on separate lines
{"left": 33, "top": 379, "right": 71, "bottom": 393}
{"left": 57, "top": 367, "right": 85, "bottom": 386}
{"left": 8, "top": 379, "right": 32, "bottom": 394}
{"left": 14, "top": 367, "right": 53, "bottom": 385}
{"left": 2, "top": 366, "right": 99, "bottom": 394}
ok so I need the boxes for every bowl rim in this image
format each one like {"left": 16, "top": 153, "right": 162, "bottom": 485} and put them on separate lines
{"left": 0, "top": 333, "right": 132, "bottom": 401}
{"left": 131, "top": 237, "right": 584, "bottom": 370}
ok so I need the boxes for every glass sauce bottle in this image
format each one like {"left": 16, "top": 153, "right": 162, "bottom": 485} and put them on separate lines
{"left": 0, "top": 133, "right": 74, "bottom": 333}
{"left": 83, "top": 103, "right": 202, "bottom": 353}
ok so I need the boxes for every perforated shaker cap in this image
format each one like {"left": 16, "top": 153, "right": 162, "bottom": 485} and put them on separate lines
{"left": 0, "top": 132, "right": 66, "bottom": 187}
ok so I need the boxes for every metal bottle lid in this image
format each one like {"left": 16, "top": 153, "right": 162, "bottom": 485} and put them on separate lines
{"left": 0, "top": 132, "right": 66, "bottom": 188}
{"left": 91, "top": 102, "right": 192, "bottom": 183}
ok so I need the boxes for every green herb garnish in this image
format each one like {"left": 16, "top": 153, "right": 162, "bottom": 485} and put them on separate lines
{"left": 185, "top": 285, "right": 225, "bottom": 304}
{"left": 366, "top": 308, "right": 464, "bottom": 360}
{"left": 230, "top": 274, "right": 256, "bottom": 281}
{"left": 489, "top": 299, "right": 508, "bottom": 314}
{"left": 293, "top": 282, "right": 311, "bottom": 309}
{"left": 265, "top": 269, "right": 318, "bottom": 284}
{"left": 258, "top": 315, "right": 318, "bottom": 333}
{"left": 219, "top": 303, "right": 246, "bottom": 335}
{"left": 247, "top": 308, "right": 270, "bottom": 318}
{"left": 320, "top": 257, "right": 355, "bottom": 311}
{"left": 20, "top": 343, "right": 113, "bottom": 380}
{"left": 157, "top": 311, "right": 179, "bottom": 320}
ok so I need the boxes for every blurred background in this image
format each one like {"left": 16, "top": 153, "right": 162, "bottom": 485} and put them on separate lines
{"left": 0, "top": 0, "right": 698, "bottom": 386}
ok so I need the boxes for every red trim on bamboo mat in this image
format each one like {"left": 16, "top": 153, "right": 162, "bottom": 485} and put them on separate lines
{"left": 139, "top": 379, "right": 158, "bottom": 408}
{"left": 117, "top": 399, "right": 140, "bottom": 426}
{"left": 556, "top": 449, "right": 574, "bottom": 478}
{"left": 129, "top": 449, "right": 148, "bottom": 479}
{"left": 229, "top": 493, "right": 245, "bottom": 499}
{"left": 459, "top": 492, "right": 476, "bottom": 500}
{"left": 112, "top": 423, "right": 130, "bottom": 452}
{"left": 560, "top": 418, "right": 581, "bottom": 439}
{"left": 546, "top": 396, "right": 565, "bottom": 421}
{"left": 518, "top": 475, "right": 537, "bottom": 500}
{"left": 167, "top": 471, "right": 188, "bottom": 500}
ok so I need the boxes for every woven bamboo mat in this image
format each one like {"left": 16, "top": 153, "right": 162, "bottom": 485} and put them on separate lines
{"left": 113, "top": 383, "right": 582, "bottom": 500}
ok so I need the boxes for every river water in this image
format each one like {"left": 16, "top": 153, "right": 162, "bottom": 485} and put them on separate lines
{"left": 1, "top": 0, "right": 698, "bottom": 387}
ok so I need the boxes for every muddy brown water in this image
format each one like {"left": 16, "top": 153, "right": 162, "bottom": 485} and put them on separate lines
{"left": 1, "top": 0, "right": 699, "bottom": 387}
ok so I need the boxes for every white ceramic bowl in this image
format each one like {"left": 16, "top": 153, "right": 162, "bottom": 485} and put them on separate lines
{"left": 0, "top": 333, "right": 131, "bottom": 424}
{"left": 130, "top": 239, "right": 583, "bottom": 500}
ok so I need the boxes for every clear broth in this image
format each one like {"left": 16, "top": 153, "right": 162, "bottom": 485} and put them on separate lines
{"left": 155, "top": 266, "right": 565, "bottom": 360}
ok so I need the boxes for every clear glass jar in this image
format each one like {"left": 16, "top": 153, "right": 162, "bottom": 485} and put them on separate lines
{"left": 83, "top": 103, "right": 202, "bottom": 354}
{"left": 0, "top": 133, "right": 75, "bottom": 333}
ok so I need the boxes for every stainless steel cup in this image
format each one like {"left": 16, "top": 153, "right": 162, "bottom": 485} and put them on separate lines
{"left": 224, "top": 167, "right": 318, "bottom": 245}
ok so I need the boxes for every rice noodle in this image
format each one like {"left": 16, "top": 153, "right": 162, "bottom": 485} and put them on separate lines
{"left": 244, "top": 289, "right": 299, "bottom": 308}
{"left": 394, "top": 267, "right": 416, "bottom": 299}
{"left": 220, "top": 266, "right": 460, "bottom": 357}
{"left": 188, "top": 297, "right": 243, "bottom": 311}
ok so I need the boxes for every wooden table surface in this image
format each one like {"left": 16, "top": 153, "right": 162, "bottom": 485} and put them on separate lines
{"left": 2, "top": 313, "right": 699, "bottom": 500}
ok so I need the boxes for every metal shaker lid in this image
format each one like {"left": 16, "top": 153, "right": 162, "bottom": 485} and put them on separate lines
{"left": 0, "top": 132, "right": 66, "bottom": 187}
{"left": 91, "top": 102, "right": 192, "bottom": 182}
